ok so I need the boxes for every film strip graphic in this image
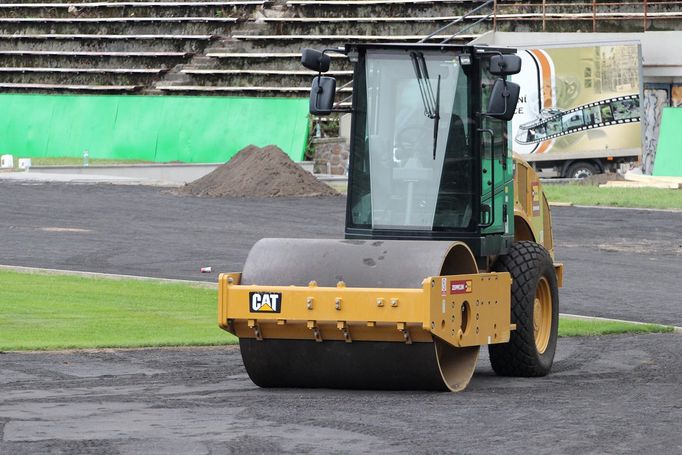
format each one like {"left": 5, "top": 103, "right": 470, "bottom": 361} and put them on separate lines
{"left": 515, "top": 94, "right": 640, "bottom": 146}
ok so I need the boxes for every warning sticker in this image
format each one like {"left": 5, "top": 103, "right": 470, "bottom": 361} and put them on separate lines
{"left": 249, "top": 292, "right": 282, "bottom": 313}
{"left": 441, "top": 277, "right": 447, "bottom": 296}
{"left": 531, "top": 181, "right": 541, "bottom": 216}
{"left": 450, "top": 280, "right": 472, "bottom": 295}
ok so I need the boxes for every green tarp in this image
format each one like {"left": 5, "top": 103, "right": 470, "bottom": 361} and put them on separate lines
{"left": 653, "top": 107, "right": 682, "bottom": 177}
{"left": 0, "top": 94, "right": 310, "bottom": 163}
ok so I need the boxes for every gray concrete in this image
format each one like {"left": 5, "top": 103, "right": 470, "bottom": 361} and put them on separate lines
{"left": 20, "top": 161, "right": 315, "bottom": 185}
{"left": 27, "top": 163, "right": 221, "bottom": 184}
{"left": 1, "top": 166, "right": 342, "bottom": 188}
{"left": 0, "top": 334, "right": 681, "bottom": 454}
{"left": 0, "top": 170, "right": 161, "bottom": 185}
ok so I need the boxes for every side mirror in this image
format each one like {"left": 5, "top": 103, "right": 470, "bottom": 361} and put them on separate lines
{"left": 301, "top": 48, "right": 330, "bottom": 73}
{"left": 489, "top": 54, "right": 522, "bottom": 76}
{"left": 310, "top": 76, "right": 336, "bottom": 115}
{"left": 486, "top": 79, "right": 520, "bottom": 121}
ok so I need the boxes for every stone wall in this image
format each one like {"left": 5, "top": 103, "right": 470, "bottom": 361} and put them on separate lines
{"left": 312, "top": 137, "right": 348, "bottom": 175}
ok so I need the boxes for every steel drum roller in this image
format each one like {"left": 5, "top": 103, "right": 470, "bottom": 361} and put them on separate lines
{"left": 239, "top": 238, "right": 480, "bottom": 391}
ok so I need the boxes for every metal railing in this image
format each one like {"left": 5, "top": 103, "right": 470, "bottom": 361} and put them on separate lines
{"left": 419, "top": 0, "right": 494, "bottom": 44}
{"left": 326, "top": 0, "right": 682, "bottom": 112}
{"left": 492, "top": 1, "right": 682, "bottom": 33}
{"left": 330, "top": 1, "right": 495, "bottom": 109}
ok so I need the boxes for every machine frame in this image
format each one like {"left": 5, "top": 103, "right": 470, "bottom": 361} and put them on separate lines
{"left": 217, "top": 42, "right": 563, "bottom": 392}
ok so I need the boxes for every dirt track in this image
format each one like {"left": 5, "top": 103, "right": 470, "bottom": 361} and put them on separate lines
{"left": 1, "top": 181, "right": 681, "bottom": 454}
{"left": 0, "top": 181, "right": 680, "bottom": 325}
{"left": 1, "top": 334, "right": 681, "bottom": 454}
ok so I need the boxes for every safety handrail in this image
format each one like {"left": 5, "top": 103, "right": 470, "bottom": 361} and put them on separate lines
{"left": 477, "top": 128, "right": 495, "bottom": 229}
{"left": 418, "top": 0, "right": 494, "bottom": 44}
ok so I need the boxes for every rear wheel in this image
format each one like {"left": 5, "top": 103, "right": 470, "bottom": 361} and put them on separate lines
{"left": 564, "top": 161, "right": 598, "bottom": 179}
{"left": 489, "top": 241, "right": 559, "bottom": 376}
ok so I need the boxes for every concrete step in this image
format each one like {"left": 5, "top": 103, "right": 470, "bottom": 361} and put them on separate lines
{"left": 203, "top": 51, "right": 350, "bottom": 70}
{"left": 180, "top": 68, "right": 352, "bottom": 87}
{"left": 0, "top": 17, "right": 242, "bottom": 35}
{"left": 0, "top": 50, "right": 192, "bottom": 69}
{"left": 155, "top": 83, "right": 351, "bottom": 96}
{"left": 253, "top": 16, "right": 491, "bottom": 37}
{"left": 0, "top": 67, "right": 165, "bottom": 85}
{"left": 0, "top": 34, "right": 216, "bottom": 53}
{"left": 0, "top": 82, "right": 141, "bottom": 93}
{"left": 283, "top": 0, "right": 483, "bottom": 20}
{"left": 0, "top": 2, "right": 265, "bottom": 19}
{"left": 230, "top": 33, "right": 478, "bottom": 53}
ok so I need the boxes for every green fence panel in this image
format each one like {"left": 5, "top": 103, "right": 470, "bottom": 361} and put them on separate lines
{"left": 0, "top": 94, "right": 310, "bottom": 163}
{"left": 653, "top": 107, "right": 682, "bottom": 177}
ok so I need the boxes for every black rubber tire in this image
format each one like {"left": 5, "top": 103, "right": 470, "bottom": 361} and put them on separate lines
{"left": 489, "top": 241, "right": 559, "bottom": 377}
{"left": 564, "top": 161, "right": 599, "bottom": 179}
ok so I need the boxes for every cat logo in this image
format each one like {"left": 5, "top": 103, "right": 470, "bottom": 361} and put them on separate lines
{"left": 249, "top": 292, "right": 282, "bottom": 313}
{"left": 450, "top": 280, "right": 472, "bottom": 295}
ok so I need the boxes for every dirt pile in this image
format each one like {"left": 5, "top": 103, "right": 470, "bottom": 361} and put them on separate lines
{"left": 576, "top": 172, "right": 626, "bottom": 186}
{"left": 178, "top": 145, "right": 339, "bottom": 197}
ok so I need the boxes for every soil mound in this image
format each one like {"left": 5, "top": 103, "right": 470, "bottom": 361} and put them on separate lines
{"left": 178, "top": 145, "right": 339, "bottom": 198}
{"left": 576, "top": 172, "right": 626, "bottom": 186}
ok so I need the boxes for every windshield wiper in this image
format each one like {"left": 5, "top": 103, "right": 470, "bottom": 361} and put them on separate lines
{"left": 409, "top": 51, "right": 440, "bottom": 159}
{"left": 433, "top": 75, "right": 440, "bottom": 160}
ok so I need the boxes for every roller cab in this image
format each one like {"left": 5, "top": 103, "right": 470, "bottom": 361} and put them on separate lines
{"left": 219, "top": 43, "right": 561, "bottom": 392}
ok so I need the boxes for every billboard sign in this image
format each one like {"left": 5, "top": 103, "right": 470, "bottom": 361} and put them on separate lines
{"left": 511, "top": 44, "right": 642, "bottom": 159}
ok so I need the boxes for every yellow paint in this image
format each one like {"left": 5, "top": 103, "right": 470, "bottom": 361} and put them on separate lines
{"left": 513, "top": 157, "right": 563, "bottom": 287}
{"left": 513, "top": 157, "right": 554, "bottom": 255}
{"left": 217, "top": 156, "right": 563, "bottom": 351}
{"left": 218, "top": 272, "right": 512, "bottom": 348}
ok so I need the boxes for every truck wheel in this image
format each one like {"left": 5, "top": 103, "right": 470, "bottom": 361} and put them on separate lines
{"left": 564, "top": 161, "right": 598, "bottom": 179}
{"left": 489, "top": 241, "right": 559, "bottom": 377}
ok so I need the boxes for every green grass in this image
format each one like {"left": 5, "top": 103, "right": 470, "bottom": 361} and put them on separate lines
{"left": 544, "top": 184, "right": 682, "bottom": 210}
{"left": 0, "top": 270, "right": 236, "bottom": 351}
{"left": 558, "top": 318, "right": 673, "bottom": 337}
{"left": 0, "top": 270, "right": 674, "bottom": 351}
{"left": 279, "top": 181, "right": 682, "bottom": 210}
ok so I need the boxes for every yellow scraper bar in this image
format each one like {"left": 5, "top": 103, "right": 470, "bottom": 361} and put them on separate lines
{"left": 218, "top": 271, "right": 513, "bottom": 348}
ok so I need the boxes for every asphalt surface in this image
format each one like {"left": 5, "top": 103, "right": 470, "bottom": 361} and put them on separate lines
{"left": 1, "top": 334, "right": 681, "bottom": 455}
{"left": 1, "top": 181, "right": 681, "bottom": 454}
{"left": 1, "top": 181, "right": 680, "bottom": 325}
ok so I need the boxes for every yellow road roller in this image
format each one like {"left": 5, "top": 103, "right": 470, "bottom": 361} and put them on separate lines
{"left": 218, "top": 43, "right": 563, "bottom": 391}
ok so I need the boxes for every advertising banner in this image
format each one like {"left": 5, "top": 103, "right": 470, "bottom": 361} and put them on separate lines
{"left": 511, "top": 44, "right": 642, "bottom": 160}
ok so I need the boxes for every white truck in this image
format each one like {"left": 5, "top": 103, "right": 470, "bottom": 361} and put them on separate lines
{"left": 474, "top": 34, "right": 644, "bottom": 178}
